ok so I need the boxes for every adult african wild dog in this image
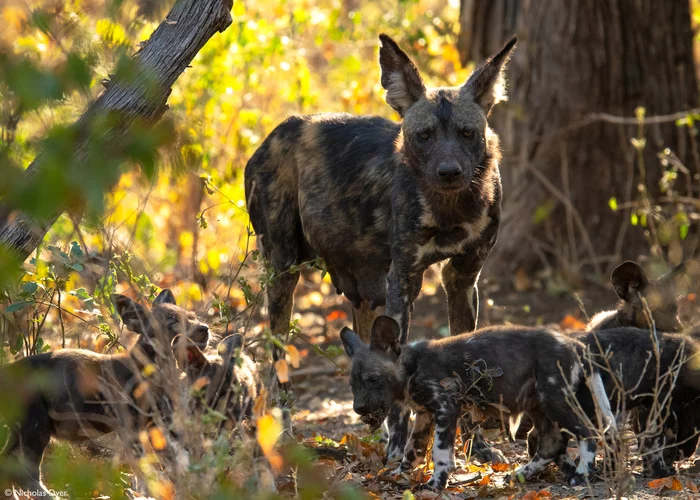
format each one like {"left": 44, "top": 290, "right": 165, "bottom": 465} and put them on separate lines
{"left": 0, "top": 290, "right": 210, "bottom": 497}
{"left": 587, "top": 261, "right": 688, "bottom": 333}
{"left": 245, "top": 34, "right": 516, "bottom": 455}
{"left": 341, "top": 316, "right": 615, "bottom": 490}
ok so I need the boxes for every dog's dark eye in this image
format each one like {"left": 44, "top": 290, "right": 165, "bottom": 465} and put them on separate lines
{"left": 463, "top": 128, "right": 474, "bottom": 138}
{"left": 418, "top": 130, "right": 431, "bottom": 141}
{"left": 367, "top": 375, "right": 380, "bottom": 384}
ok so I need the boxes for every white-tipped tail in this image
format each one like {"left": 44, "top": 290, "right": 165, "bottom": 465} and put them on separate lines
{"left": 590, "top": 372, "right": 617, "bottom": 432}
{"left": 509, "top": 412, "right": 523, "bottom": 441}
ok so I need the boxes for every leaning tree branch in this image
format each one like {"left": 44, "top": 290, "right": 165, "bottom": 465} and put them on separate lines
{"left": 0, "top": 0, "right": 233, "bottom": 263}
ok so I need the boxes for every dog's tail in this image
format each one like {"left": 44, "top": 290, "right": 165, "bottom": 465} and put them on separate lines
{"left": 590, "top": 371, "right": 617, "bottom": 432}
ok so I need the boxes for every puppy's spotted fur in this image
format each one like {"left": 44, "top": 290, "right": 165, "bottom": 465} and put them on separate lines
{"left": 341, "top": 316, "right": 614, "bottom": 490}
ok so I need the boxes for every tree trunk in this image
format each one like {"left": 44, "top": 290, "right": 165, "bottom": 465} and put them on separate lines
{"left": 0, "top": 0, "right": 233, "bottom": 265}
{"left": 460, "top": 1, "right": 699, "bottom": 277}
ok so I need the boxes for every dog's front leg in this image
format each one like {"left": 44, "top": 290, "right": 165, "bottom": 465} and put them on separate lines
{"left": 384, "top": 265, "right": 422, "bottom": 460}
{"left": 441, "top": 254, "right": 485, "bottom": 335}
{"left": 384, "top": 264, "right": 422, "bottom": 344}
{"left": 394, "top": 408, "right": 433, "bottom": 474}
{"left": 422, "top": 406, "right": 459, "bottom": 491}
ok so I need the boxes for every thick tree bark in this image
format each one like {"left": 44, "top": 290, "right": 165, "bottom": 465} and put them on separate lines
{"left": 0, "top": 0, "right": 233, "bottom": 263}
{"left": 459, "top": 1, "right": 699, "bottom": 277}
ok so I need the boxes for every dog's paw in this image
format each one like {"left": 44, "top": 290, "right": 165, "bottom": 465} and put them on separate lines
{"left": 415, "top": 479, "right": 440, "bottom": 492}
{"left": 473, "top": 446, "right": 509, "bottom": 465}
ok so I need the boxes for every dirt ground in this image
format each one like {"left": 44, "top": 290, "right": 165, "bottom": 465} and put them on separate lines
{"left": 283, "top": 270, "right": 700, "bottom": 499}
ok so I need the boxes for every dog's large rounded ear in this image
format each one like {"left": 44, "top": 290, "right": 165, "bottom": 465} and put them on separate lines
{"left": 154, "top": 289, "right": 176, "bottom": 305}
{"left": 340, "top": 327, "right": 364, "bottom": 359}
{"left": 370, "top": 316, "right": 401, "bottom": 356}
{"left": 218, "top": 334, "right": 244, "bottom": 359}
{"left": 462, "top": 35, "right": 517, "bottom": 114}
{"left": 611, "top": 261, "right": 649, "bottom": 301}
{"left": 378, "top": 34, "right": 426, "bottom": 117}
{"left": 112, "top": 294, "right": 150, "bottom": 334}
{"left": 172, "top": 334, "right": 208, "bottom": 372}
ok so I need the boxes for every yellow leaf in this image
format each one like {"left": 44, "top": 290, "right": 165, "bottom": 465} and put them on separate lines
{"left": 257, "top": 414, "right": 281, "bottom": 455}
{"left": 275, "top": 359, "right": 289, "bottom": 383}
{"left": 149, "top": 427, "right": 167, "bottom": 451}
{"left": 257, "top": 414, "right": 283, "bottom": 472}
{"left": 286, "top": 345, "right": 301, "bottom": 368}
{"left": 142, "top": 363, "right": 157, "bottom": 378}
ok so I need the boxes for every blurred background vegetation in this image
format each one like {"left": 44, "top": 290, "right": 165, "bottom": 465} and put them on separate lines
{"left": 2, "top": 0, "right": 700, "bottom": 497}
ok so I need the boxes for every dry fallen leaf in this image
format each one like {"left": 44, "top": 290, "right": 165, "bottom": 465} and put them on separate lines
{"left": 478, "top": 474, "right": 491, "bottom": 486}
{"left": 326, "top": 309, "right": 348, "bottom": 321}
{"left": 559, "top": 314, "right": 587, "bottom": 331}
{"left": 149, "top": 427, "right": 167, "bottom": 451}
{"left": 191, "top": 376, "right": 210, "bottom": 391}
{"left": 286, "top": 345, "right": 301, "bottom": 368}
{"left": 491, "top": 462, "right": 510, "bottom": 472}
{"left": 647, "top": 476, "right": 683, "bottom": 491}
{"left": 275, "top": 359, "right": 290, "bottom": 383}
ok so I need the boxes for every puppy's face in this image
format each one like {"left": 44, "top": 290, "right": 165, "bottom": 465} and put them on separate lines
{"left": 340, "top": 316, "right": 404, "bottom": 431}
{"left": 113, "top": 290, "right": 210, "bottom": 356}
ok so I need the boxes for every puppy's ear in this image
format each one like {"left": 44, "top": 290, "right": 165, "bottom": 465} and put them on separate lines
{"left": 370, "top": 316, "right": 401, "bottom": 357}
{"left": 153, "top": 288, "right": 176, "bottom": 305}
{"left": 172, "top": 334, "right": 208, "bottom": 373}
{"left": 378, "top": 34, "right": 426, "bottom": 117}
{"left": 340, "top": 327, "right": 364, "bottom": 359}
{"left": 112, "top": 294, "right": 150, "bottom": 334}
{"left": 611, "top": 261, "right": 649, "bottom": 301}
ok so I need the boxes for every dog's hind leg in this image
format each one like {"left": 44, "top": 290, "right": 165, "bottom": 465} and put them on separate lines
{"left": 267, "top": 270, "right": 300, "bottom": 437}
{"left": 464, "top": 423, "right": 508, "bottom": 464}
{"left": 5, "top": 403, "right": 53, "bottom": 497}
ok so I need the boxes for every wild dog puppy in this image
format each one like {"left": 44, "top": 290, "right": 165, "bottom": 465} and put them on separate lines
{"left": 172, "top": 334, "right": 258, "bottom": 427}
{"left": 587, "top": 261, "right": 687, "bottom": 333}
{"left": 585, "top": 260, "right": 700, "bottom": 464}
{"left": 583, "top": 327, "right": 700, "bottom": 477}
{"left": 246, "top": 33, "right": 516, "bottom": 459}
{"left": 0, "top": 290, "right": 209, "bottom": 497}
{"left": 340, "top": 316, "right": 615, "bottom": 490}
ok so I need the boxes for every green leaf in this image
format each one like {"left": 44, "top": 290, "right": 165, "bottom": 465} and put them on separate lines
{"left": 608, "top": 197, "right": 618, "bottom": 211}
{"left": 21, "top": 282, "right": 39, "bottom": 296}
{"left": 69, "top": 241, "right": 84, "bottom": 259}
{"left": 5, "top": 301, "right": 33, "bottom": 313}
